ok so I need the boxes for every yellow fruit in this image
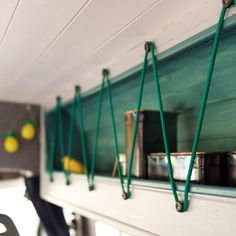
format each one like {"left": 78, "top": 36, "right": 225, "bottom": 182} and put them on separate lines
{"left": 21, "top": 123, "right": 36, "bottom": 140}
{"left": 63, "top": 156, "right": 84, "bottom": 174}
{"left": 4, "top": 136, "right": 19, "bottom": 153}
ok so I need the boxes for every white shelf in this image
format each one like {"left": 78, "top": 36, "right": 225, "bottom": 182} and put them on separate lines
{"left": 40, "top": 108, "right": 236, "bottom": 236}
{"left": 41, "top": 172, "right": 236, "bottom": 236}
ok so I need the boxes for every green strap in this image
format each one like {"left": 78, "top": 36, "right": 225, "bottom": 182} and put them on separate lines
{"left": 106, "top": 78, "right": 127, "bottom": 195}
{"left": 48, "top": 100, "right": 59, "bottom": 182}
{"left": 63, "top": 87, "right": 90, "bottom": 186}
{"left": 45, "top": 115, "right": 50, "bottom": 174}
{"left": 88, "top": 69, "right": 141, "bottom": 199}
{"left": 148, "top": 42, "right": 184, "bottom": 207}
{"left": 183, "top": 6, "right": 227, "bottom": 211}
{"left": 57, "top": 97, "right": 65, "bottom": 158}
{"left": 89, "top": 74, "right": 105, "bottom": 189}
{"left": 126, "top": 52, "right": 149, "bottom": 197}
{"left": 64, "top": 88, "right": 78, "bottom": 185}
{"left": 125, "top": 43, "right": 179, "bottom": 201}
{"left": 128, "top": 6, "right": 227, "bottom": 211}
{"left": 89, "top": 69, "right": 127, "bottom": 195}
{"left": 150, "top": 44, "right": 179, "bottom": 203}
{"left": 57, "top": 97, "right": 72, "bottom": 185}
{"left": 48, "top": 4, "right": 230, "bottom": 205}
{"left": 76, "top": 87, "right": 90, "bottom": 184}
{"left": 137, "top": 6, "right": 226, "bottom": 212}
{"left": 67, "top": 92, "right": 77, "bottom": 158}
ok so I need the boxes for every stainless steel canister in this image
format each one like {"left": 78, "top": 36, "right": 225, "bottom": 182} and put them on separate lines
{"left": 147, "top": 152, "right": 228, "bottom": 185}
{"left": 119, "top": 154, "right": 127, "bottom": 176}
{"left": 124, "top": 110, "right": 177, "bottom": 178}
{"left": 228, "top": 152, "right": 236, "bottom": 186}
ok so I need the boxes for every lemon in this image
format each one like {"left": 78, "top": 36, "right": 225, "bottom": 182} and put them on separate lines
{"left": 63, "top": 156, "right": 84, "bottom": 174}
{"left": 21, "top": 121, "right": 36, "bottom": 140}
{"left": 4, "top": 135, "right": 19, "bottom": 153}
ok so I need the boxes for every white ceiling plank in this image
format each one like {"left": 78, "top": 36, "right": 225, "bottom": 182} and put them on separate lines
{"left": 0, "top": 0, "right": 19, "bottom": 44}
{"left": 0, "top": 0, "right": 90, "bottom": 98}
{"left": 27, "top": 0, "right": 236, "bottom": 107}
{"left": 53, "top": 0, "right": 235, "bottom": 92}
{"left": 5, "top": 0, "right": 159, "bottom": 103}
{"left": 74, "top": 0, "right": 236, "bottom": 92}
{"left": 0, "top": 0, "right": 235, "bottom": 106}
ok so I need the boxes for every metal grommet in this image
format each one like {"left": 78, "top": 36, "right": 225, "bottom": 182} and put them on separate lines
{"left": 56, "top": 96, "right": 61, "bottom": 102}
{"left": 89, "top": 185, "right": 94, "bottom": 191}
{"left": 75, "top": 85, "right": 80, "bottom": 92}
{"left": 223, "top": 0, "right": 234, "bottom": 8}
{"left": 66, "top": 179, "right": 71, "bottom": 186}
{"left": 122, "top": 192, "right": 128, "bottom": 200}
{"left": 175, "top": 201, "right": 184, "bottom": 212}
{"left": 122, "top": 192, "right": 131, "bottom": 200}
{"left": 102, "top": 69, "right": 109, "bottom": 77}
{"left": 144, "top": 41, "right": 151, "bottom": 52}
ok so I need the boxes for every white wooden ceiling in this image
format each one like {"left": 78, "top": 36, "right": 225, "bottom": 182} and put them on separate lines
{"left": 0, "top": 0, "right": 235, "bottom": 107}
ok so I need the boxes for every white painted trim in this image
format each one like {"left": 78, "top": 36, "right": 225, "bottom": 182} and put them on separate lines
{"left": 40, "top": 106, "right": 236, "bottom": 236}
{"left": 41, "top": 170, "right": 236, "bottom": 236}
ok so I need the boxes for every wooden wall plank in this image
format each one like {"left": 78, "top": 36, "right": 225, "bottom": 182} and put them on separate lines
{"left": 178, "top": 98, "right": 236, "bottom": 152}
{"left": 46, "top": 17, "right": 236, "bottom": 173}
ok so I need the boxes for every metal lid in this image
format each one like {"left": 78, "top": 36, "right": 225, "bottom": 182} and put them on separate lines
{"left": 147, "top": 152, "right": 229, "bottom": 158}
{"left": 124, "top": 109, "right": 144, "bottom": 115}
{"left": 148, "top": 152, "right": 207, "bottom": 156}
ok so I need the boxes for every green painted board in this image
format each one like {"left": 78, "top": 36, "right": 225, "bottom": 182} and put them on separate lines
{"left": 178, "top": 98, "right": 236, "bottom": 152}
{"left": 46, "top": 15, "right": 236, "bottom": 184}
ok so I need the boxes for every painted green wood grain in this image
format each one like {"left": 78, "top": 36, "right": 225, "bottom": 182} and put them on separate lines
{"left": 178, "top": 98, "right": 236, "bottom": 152}
{"left": 46, "top": 15, "right": 236, "bottom": 174}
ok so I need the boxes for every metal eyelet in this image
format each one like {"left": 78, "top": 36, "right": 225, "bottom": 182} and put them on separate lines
{"left": 176, "top": 201, "right": 184, "bottom": 212}
{"left": 144, "top": 42, "right": 151, "bottom": 52}
{"left": 223, "top": 0, "right": 234, "bottom": 8}
{"left": 89, "top": 185, "right": 95, "bottom": 191}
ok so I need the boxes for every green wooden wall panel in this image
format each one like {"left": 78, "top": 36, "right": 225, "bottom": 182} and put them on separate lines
{"left": 178, "top": 98, "right": 236, "bottom": 152}
{"left": 46, "top": 15, "right": 236, "bottom": 174}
